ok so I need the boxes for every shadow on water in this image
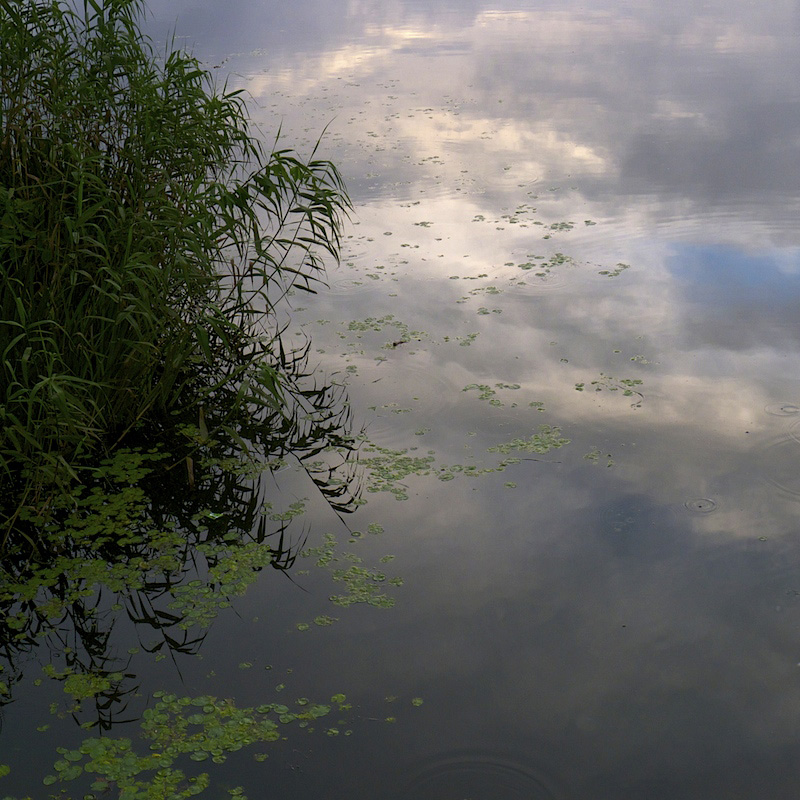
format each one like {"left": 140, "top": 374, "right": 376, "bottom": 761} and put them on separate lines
{"left": 0, "top": 340, "right": 363, "bottom": 731}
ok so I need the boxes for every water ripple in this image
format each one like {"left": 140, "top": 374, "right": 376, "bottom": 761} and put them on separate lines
{"left": 757, "top": 432, "right": 800, "bottom": 502}
{"left": 684, "top": 498, "right": 718, "bottom": 513}
{"left": 765, "top": 403, "right": 800, "bottom": 417}
{"left": 401, "top": 748, "right": 565, "bottom": 800}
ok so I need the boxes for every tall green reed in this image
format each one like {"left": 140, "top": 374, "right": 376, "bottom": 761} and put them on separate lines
{"left": 0, "top": 0, "right": 349, "bottom": 499}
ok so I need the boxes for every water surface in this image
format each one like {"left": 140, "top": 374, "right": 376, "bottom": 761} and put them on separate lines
{"left": 6, "top": 1, "right": 800, "bottom": 797}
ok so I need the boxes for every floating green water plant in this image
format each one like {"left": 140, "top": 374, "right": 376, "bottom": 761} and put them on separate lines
{"left": 462, "top": 382, "right": 522, "bottom": 407}
{"left": 516, "top": 252, "right": 574, "bottom": 278}
{"left": 0, "top": 372, "right": 361, "bottom": 714}
{"left": 34, "top": 691, "right": 352, "bottom": 800}
{"left": 598, "top": 263, "right": 630, "bottom": 277}
{"left": 487, "top": 425, "right": 571, "bottom": 456}
{"left": 359, "top": 444, "right": 436, "bottom": 500}
{"left": 300, "top": 532, "right": 402, "bottom": 609}
{"left": 575, "top": 374, "right": 644, "bottom": 407}
{"left": 584, "top": 448, "right": 614, "bottom": 467}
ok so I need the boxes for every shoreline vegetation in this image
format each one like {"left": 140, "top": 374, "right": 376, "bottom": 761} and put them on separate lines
{"left": 0, "top": 3, "right": 371, "bottom": 796}
{"left": 0, "top": 0, "right": 350, "bottom": 524}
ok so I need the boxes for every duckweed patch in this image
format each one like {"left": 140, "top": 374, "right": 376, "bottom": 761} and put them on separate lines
{"left": 462, "top": 383, "right": 522, "bottom": 407}
{"left": 300, "top": 533, "right": 402, "bottom": 609}
{"left": 516, "top": 252, "right": 574, "bottom": 278}
{"left": 442, "top": 332, "right": 480, "bottom": 347}
{"left": 458, "top": 286, "right": 503, "bottom": 305}
{"left": 360, "top": 444, "right": 437, "bottom": 500}
{"left": 545, "top": 221, "right": 575, "bottom": 234}
{"left": 598, "top": 263, "right": 630, "bottom": 277}
{"left": 0, "top": 375, "right": 361, "bottom": 704}
{"left": 437, "top": 425, "right": 571, "bottom": 481}
{"left": 39, "top": 691, "right": 352, "bottom": 800}
{"left": 468, "top": 203, "right": 578, "bottom": 234}
{"left": 487, "top": 425, "right": 570, "bottom": 456}
{"left": 575, "top": 374, "right": 644, "bottom": 407}
{"left": 1, "top": 430, "right": 418, "bottom": 794}
{"left": 168, "top": 539, "right": 278, "bottom": 629}
{"left": 340, "top": 315, "right": 429, "bottom": 351}
{"left": 584, "top": 448, "right": 615, "bottom": 468}
{"left": 0, "top": 448, "right": 296, "bottom": 641}
{"left": 436, "top": 462, "right": 502, "bottom": 481}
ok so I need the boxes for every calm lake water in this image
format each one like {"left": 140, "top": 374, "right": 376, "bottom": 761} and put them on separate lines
{"left": 6, "top": 0, "right": 800, "bottom": 797}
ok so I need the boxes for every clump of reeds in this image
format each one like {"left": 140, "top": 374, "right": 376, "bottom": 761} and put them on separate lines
{"left": 0, "top": 0, "right": 349, "bottom": 494}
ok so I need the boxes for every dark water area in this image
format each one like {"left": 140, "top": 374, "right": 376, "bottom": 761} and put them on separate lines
{"left": 6, "top": 1, "right": 800, "bottom": 798}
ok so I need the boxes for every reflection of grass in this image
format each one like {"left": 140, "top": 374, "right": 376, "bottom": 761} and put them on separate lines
{"left": 0, "top": 430, "right": 403, "bottom": 795}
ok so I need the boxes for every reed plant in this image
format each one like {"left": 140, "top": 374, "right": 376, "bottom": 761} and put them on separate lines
{"left": 0, "top": 0, "right": 349, "bottom": 499}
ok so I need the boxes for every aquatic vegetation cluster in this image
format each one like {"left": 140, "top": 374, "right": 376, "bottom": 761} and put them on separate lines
{"left": 462, "top": 382, "right": 524, "bottom": 407}
{"left": 0, "top": 421, "right": 396, "bottom": 795}
{"left": 353, "top": 424, "right": 576, "bottom": 495}
{"left": 40, "top": 691, "right": 351, "bottom": 800}
{"left": 339, "top": 314, "right": 430, "bottom": 352}
{"left": 299, "top": 531, "right": 402, "bottom": 612}
{"left": 598, "top": 263, "right": 630, "bottom": 277}
{"left": 584, "top": 448, "right": 614, "bottom": 468}
{"left": 575, "top": 374, "right": 644, "bottom": 407}
{"left": 514, "top": 252, "right": 574, "bottom": 277}
{"left": 486, "top": 425, "right": 571, "bottom": 456}
{"left": 359, "top": 443, "right": 437, "bottom": 500}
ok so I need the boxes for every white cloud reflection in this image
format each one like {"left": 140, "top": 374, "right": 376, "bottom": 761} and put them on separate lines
{"left": 142, "top": 1, "right": 800, "bottom": 794}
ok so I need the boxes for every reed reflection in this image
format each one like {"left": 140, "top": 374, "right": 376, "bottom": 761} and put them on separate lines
{"left": 0, "top": 341, "right": 361, "bottom": 731}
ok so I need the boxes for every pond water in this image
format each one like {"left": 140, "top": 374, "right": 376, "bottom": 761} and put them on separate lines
{"left": 6, "top": 0, "right": 800, "bottom": 797}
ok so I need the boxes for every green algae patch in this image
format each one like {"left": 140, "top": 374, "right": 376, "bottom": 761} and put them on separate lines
{"left": 575, "top": 373, "right": 644, "bottom": 407}
{"left": 487, "top": 426, "right": 571, "bottom": 456}
{"left": 598, "top": 263, "right": 630, "bottom": 277}
{"left": 584, "top": 448, "right": 614, "bottom": 468}
{"left": 360, "top": 444, "right": 437, "bottom": 500}
{"left": 462, "top": 383, "right": 523, "bottom": 407}
{"left": 40, "top": 692, "right": 344, "bottom": 800}
{"left": 300, "top": 533, "right": 402, "bottom": 610}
